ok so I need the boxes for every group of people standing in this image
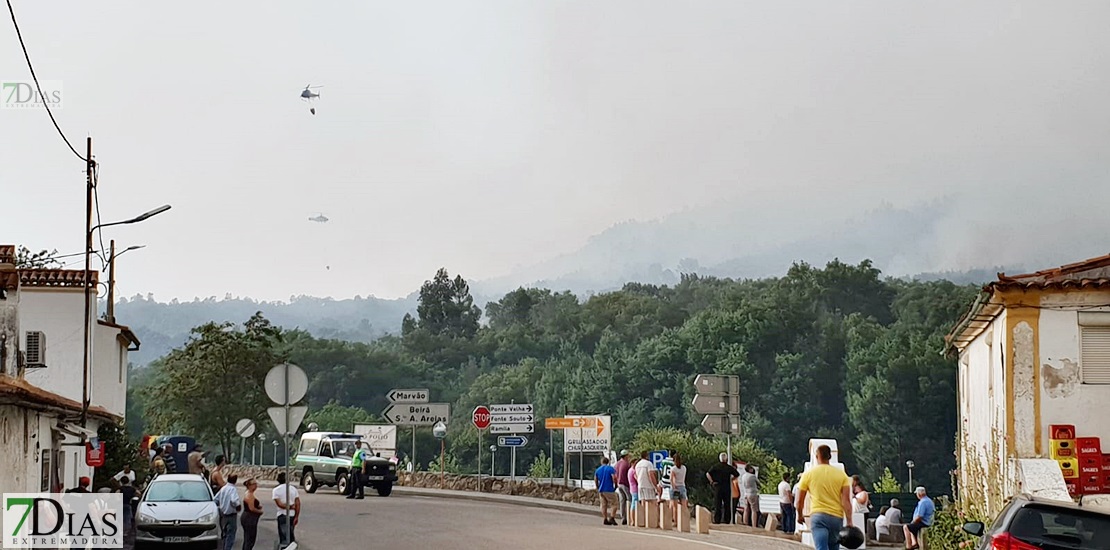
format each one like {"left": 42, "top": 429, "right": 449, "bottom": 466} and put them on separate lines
{"left": 596, "top": 450, "right": 690, "bottom": 525}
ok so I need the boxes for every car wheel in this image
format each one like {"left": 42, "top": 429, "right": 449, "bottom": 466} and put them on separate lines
{"left": 377, "top": 482, "right": 393, "bottom": 497}
{"left": 337, "top": 472, "right": 349, "bottom": 495}
{"left": 302, "top": 470, "right": 318, "bottom": 494}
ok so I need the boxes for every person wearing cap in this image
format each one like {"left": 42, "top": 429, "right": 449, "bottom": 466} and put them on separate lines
{"left": 615, "top": 450, "right": 632, "bottom": 525}
{"left": 902, "top": 487, "right": 933, "bottom": 550}
{"left": 70, "top": 477, "right": 91, "bottom": 493}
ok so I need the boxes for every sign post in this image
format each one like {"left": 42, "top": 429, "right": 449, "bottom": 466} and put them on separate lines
{"left": 473, "top": 406, "right": 491, "bottom": 491}
{"left": 235, "top": 418, "right": 256, "bottom": 465}
{"left": 694, "top": 373, "right": 740, "bottom": 524}
{"left": 489, "top": 403, "right": 534, "bottom": 484}
{"left": 386, "top": 388, "right": 440, "bottom": 471}
{"left": 265, "top": 363, "right": 308, "bottom": 550}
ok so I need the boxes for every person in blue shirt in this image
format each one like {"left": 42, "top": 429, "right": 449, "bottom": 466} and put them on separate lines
{"left": 595, "top": 457, "right": 619, "bottom": 526}
{"left": 903, "top": 486, "right": 934, "bottom": 550}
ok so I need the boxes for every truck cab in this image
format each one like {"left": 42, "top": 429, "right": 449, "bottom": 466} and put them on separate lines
{"left": 293, "top": 432, "right": 397, "bottom": 496}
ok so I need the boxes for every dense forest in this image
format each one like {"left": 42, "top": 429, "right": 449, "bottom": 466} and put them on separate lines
{"left": 128, "top": 259, "right": 977, "bottom": 494}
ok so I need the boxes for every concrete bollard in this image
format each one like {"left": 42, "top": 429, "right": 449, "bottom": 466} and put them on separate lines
{"left": 677, "top": 504, "right": 691, "bottom": 533}
{"left": 660, "top": 502, "right": 674, "bottom": 530}
{"left": 635, "top": 501, "right": 646, "bottom": 527}
{"left": 695, "top": 505, "right": 711, "bottom": 534}
{"left": 646, "top": 500, "right": 660, "bottom": 528}
{"left": 765, "top": 513, "right": 779, "bottom": 532}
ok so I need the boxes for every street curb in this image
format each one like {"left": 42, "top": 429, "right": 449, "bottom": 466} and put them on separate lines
{"left": 393, "top": 487, "right": 598, "bottom": 516}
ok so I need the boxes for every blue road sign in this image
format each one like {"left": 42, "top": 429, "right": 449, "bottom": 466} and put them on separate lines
{"left": 650, "top": 450, "right": 669, "bottom": 469}
{"left": 497, "top": 436, "right": 528, "bottom": 447}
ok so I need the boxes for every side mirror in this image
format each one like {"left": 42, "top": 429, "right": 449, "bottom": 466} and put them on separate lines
{"left": 962, "top": 521, "right": 985, "bottom": 537}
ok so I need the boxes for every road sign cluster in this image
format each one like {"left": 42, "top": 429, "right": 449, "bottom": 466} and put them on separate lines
{"left": 694, "top": 374, "right": 740, "bottom": 435}
{"left": 473, "top": 403, "right": 535, "bottom": 441}
{"left": 383, "top": 388, "right": 450, "bottom": 425}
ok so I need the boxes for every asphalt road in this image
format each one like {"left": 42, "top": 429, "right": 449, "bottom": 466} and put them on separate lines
{"left": 246, "top": 489, "right": 806, "bottom": 550}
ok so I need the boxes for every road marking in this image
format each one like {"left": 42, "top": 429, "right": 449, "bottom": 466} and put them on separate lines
{"left": 622, "top": 530, "right": 739, "bottom": 549}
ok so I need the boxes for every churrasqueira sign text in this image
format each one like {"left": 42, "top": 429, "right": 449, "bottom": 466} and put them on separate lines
{"left": 3, "top": 493, "right": 123, "bottom": 549}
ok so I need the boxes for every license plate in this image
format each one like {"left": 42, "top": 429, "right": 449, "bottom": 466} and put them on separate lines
{"left": 368, "top": 476, "right": 384, "bottom": 481}
{"left": 164, "top": 536, "right": 191, "bottom": 543}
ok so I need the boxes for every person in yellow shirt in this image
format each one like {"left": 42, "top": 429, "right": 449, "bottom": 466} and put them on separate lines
{"left": 795, "top": 445, "right": 853, "bottom": 550}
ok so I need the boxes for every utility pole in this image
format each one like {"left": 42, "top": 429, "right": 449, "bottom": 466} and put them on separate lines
{"left": 80, "top": 136, "right": 93, "bottom": 428}
{"left": 107, "top": 240, "right": 116, "bottom": 323}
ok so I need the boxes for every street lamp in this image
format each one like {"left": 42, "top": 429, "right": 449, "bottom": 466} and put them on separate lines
{"left": 272, "top": 440, "right": 279, "bottom": 466}
{"left": 490, "top": 445, "right": 497, "bottom": 477}
{"left": 907, "top": 460, "right": 916, "bottom": 490}
{"left": 103, "top": 242, "right": 145, "bottom": 323}
{"left": 81, "top": 203, "right": 171, "bottom": 427}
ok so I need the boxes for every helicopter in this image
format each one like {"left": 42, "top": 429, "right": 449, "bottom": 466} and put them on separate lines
{"left": 301, "top": 84, "right": 322, "bottom": 114}
{"left": 308, "top": 213, "right": 329, "bottom": 223}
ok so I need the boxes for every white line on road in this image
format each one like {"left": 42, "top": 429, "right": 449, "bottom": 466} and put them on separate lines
{"left": 622, "top": 530, "right": 741, "bottom": 549}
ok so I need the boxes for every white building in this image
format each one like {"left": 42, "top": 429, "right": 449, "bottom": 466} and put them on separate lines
{"left": 0, "top": 245, "right": 139, "bottom": 494}
{"left": 947, "top": 254, "right": 1110, "bottom": 515}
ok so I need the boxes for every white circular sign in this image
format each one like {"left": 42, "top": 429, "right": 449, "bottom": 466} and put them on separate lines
{"left": 236, "top": 418, "right": 256, "bottom": 438}
{"left": 265, "top": 363, "right": 309, "bottom": 405}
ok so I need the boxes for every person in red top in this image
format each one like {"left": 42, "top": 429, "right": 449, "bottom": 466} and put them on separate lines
{"left": 615, "top": 450, "right": 632, "bottom": 525}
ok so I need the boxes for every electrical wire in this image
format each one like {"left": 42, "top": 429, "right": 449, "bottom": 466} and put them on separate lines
{"left": 5, "top": 0, "right": 87, "bottom": 162}
{"left": 92, "top": 163, "right": 109, "bottom": 265}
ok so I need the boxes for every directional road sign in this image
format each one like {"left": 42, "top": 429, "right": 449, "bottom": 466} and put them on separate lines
{"left": 700, "top": 414, "right": 740, "bottom": 435}
{"left": 472, "top": 406, "right": 492, "bottom": 430}
{"left": 388, "top": 388, "right": 430, "bottom": 403}
{"left": 692, "top": 394, "right": 740, "bottom": 415}
{"left": 490, "top": 403, "right": 533, "bottom": 414}
{"left": 490, "top": 413, "right": 534, "bottom": 424}
{"left": 382, "top": 403, "right": 450, "bottom": 426}
{"left": 564, "top": 415, "right": 611, "bottom": 453}
{"left": 490, "top": 423, "right": 535, "bottom": 434}
{"left": 497, "top": 436, "right": 528, "bottom": 447}
{"left": 693, "top": 374, "right": 740, "bottom": 396}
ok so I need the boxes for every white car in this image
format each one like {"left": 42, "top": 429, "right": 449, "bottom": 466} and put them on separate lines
{"left": 135, "top": 474, "right": 219, "bottom": 550}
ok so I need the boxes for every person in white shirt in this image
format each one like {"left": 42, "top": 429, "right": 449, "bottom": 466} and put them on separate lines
{"left": 778, "top": 472, "right": 796, "bottom": 534}
{"left": 213, "top": 474, "right": 242, "bottom": 550}
{"left": 634, "top": 451, "right": 658, "bottom": 502}
{"left": 272, "top": 472, "right": 301, "bottom": 546}
{"left": 113, "top": 464, "right": 135, "bottom": 483}
{"left": 876, "top": 505, "right": 891, "bottom": 538}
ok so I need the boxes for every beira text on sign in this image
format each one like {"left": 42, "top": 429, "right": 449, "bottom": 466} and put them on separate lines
{"left": 382, "top": 403, "right": 450, "bottom": 426}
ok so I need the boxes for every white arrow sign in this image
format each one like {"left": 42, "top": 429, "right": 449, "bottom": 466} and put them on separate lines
{"left": 268, "top": 406, "right": 308, "bottom": 436}
{"left": 490, "top": 423, "right": 535, "bottom": 434}
{"left": 490, "top": 403, "right": 533, "bottom": 414}
{"left": 382, "top": 403, "right": 450, "bottom": 426}
{"left": 490, "top": 413, "right": 534, "bottom": 424}
{"left": 387, "top": 388, "right": 430, "bottom": 403}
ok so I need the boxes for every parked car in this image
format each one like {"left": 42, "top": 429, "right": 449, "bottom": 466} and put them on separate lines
{"left": 962, "top": 493, "right": 1110, "bottom": 550}
{"left": 293, "top": 431, "right": 397, "bottom": 496}
{"left": 134, "top": 473, "right": 219, "bottom": 550}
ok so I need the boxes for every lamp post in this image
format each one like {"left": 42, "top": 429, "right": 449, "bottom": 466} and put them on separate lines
{"left": 272, "top": 440, "right": 279, "bottom": 466}
{"left": 433, "top": 421, "right": 447, "bottom": 489}
{"left": 104, "top": 242, "right": 144, "bottom": 323}
{"left": 490, "top": 445, "right": 497, "bottom": 477}
{"left": 81, "top": 203, "right": 171, "bottom": 427}
{"left": 907, "top": 460, "right": 916, "bottom": 490}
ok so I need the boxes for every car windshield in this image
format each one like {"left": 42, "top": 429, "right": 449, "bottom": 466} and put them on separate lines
{"left": 331, "top": 440, "right": 360, "bottom": 457}
{"left": 1008, "top": 506, "right": 1110, "bottom": 549}
{"left": 145, "top": 480, "right": 212, "bottom": 503}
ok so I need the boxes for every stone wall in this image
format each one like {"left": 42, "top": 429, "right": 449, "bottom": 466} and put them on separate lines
{"left": 398, "top": 472, "right": 599, "bottom": 506}
{"left": 223, "top": 465, "right": 284, "bottom": 481}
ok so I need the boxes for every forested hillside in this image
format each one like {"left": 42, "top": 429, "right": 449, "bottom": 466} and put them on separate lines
{"left": 129, "top": 260, "right": 977, "bottom": 492}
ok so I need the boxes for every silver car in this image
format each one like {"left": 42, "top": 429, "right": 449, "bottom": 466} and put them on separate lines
{"left": 135, "top": 474, "right": 219, "bottom": 550}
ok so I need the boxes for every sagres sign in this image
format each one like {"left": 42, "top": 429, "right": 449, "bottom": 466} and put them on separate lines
{"left": 3, "top": 493, "right": 123, "bottom": 548}
{"left": 1, "top": 80, "right": 63, "bottom": 110}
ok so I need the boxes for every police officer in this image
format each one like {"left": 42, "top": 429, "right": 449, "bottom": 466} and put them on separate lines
{"left": 346, "top": 443, "right": 367, "bottom": 500}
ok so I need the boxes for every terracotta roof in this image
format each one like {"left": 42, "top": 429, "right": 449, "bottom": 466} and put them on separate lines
{"left": 19, "top": 269, "right": 96, "bottom": 289}
{"left": 994, "top": 253, "right": 1110, "bottom": 289}
{"left": 946, "top": 253, "right": 1110, "bottom": 354}
{"left": 0, "top": 375, "right": 119, "bottom": 422}
{"left": 98, "top": 319, "right": 141, "bottom": 349}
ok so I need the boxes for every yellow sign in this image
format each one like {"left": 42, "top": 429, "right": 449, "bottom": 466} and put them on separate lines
{"left": 544, "top": 416, "right": 606, "bottom": 436}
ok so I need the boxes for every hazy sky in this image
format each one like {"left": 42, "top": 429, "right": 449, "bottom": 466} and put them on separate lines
{"left": 4, "top": 1, "right": 1109, "bottom": 301}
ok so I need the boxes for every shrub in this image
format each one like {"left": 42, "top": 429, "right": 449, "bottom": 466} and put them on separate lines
{"left": 528, "top": 451, "right": 553, "bottom": 479}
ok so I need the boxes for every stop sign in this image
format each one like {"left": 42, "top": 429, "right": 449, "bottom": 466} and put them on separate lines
{"left": 472, "top": 406, "right": 491, "bottom": 430}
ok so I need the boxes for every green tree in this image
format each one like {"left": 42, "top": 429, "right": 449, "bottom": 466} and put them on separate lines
{"left": 15, "top": 246, "right": 60, "bottom": 268}
{"left": 146, "top": 313, "right": 284, "bottom": 457}
{"left": 304, "top": 401, "right": 376, "bottom": 432}
{"left": 872, "top": 467, "right": 902, "bottom": 493}
{"left": 406, "top": 268, "right": 481, "bottom": 339}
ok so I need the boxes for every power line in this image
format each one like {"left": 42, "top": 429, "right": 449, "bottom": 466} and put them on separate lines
{"left": 5, "top": 0, "right": 87, "bottom": 162}
{"left": 92, "top": 163, "right": 108, "bottom": 265}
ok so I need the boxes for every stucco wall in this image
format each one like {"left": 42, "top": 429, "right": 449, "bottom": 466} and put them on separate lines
{"left": 92, "top": 326, "right": 127, "bottom": 417}
{"left": 960, "top": 311, "right": 1010, "bottom": 512}
{"left": 1037, "top": 305, "right": 1110, "bottom": 449}
{"left": 19, "top": 290, "right": 87, "bottom": 404}
{"left": 0, "top": 406, "right": 56, "bottom": 494}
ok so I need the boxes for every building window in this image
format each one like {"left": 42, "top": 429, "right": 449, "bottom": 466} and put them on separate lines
{"left": 1079, "top": 312, "right": 1110, "bottom": 385}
